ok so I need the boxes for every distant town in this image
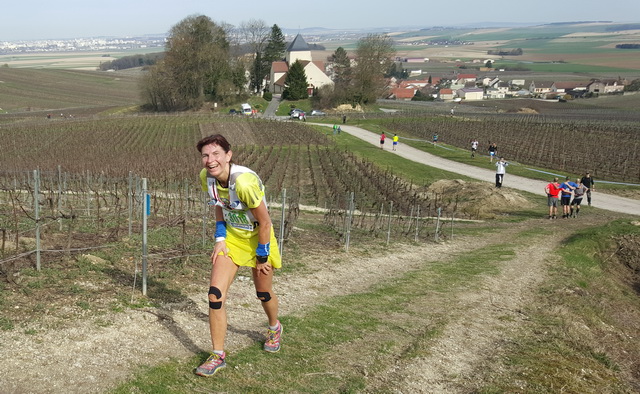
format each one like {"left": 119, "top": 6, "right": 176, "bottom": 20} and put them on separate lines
{"left": 0, "top": 28, "right": 392, "bottom": 54}
{"left": 0, "top": 36, "right": 167, "bottom": 54}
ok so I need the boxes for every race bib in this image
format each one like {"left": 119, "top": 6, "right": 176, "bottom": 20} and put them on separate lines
{"left": 223, "top": 210, "right": 254, "bottom": 231}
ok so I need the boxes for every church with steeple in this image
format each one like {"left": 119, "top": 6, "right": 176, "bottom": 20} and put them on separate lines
{"left": 268, "top": 34, "right": 334, "bottom": 95}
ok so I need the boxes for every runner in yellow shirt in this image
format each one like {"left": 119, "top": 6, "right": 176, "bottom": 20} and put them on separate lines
{"left": 195, "top": 134, "right": 282, "bottom": 377}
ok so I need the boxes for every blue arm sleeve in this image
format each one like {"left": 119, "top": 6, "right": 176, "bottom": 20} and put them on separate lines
{"left": 215, "top": 221, "right": 227, "bottom": 239}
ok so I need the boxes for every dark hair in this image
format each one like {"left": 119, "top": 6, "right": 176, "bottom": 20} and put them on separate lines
{"left": 197, "top": 134, "right": 231, "bottom": 153}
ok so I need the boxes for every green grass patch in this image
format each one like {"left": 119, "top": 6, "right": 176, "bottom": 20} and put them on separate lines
{"left": 327, "top": 129, "right": 474, "bottom": 186}
{"left": 478, "top": 219, "right": 640, "bottom": 392}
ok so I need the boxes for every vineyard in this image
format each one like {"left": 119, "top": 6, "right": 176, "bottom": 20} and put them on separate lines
{"left": 3, "top": 103, "right": 638, "bottom": 281}
{"left": 2, "top": 115, "right": 462, "bottom": 287}
{"left": 380, "top": 113, "right": 640, "bottom": 183}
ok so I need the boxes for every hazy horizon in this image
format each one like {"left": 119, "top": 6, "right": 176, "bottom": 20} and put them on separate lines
{"left": 1, "top": 0, "right": 639, "bottom": 41}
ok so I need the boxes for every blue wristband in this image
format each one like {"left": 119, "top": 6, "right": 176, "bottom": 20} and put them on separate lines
{"left": 215, "top": 221, "right": 227, "bottom": 239}
{"left": 256, "top": 242, "right": 270, "bottom": 257}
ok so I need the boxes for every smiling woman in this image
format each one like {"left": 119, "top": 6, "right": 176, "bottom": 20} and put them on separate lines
{"left": 195, "top": 133, "right": 283, "bottom": 378}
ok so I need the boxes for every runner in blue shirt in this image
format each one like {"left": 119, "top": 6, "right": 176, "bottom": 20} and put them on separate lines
{"left": 560, "top": 176, "right": 577, "bottom": 218}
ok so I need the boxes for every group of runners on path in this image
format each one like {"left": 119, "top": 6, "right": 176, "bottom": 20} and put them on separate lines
{"left": 544, "top": 173, "right": 595, "bottom": 219}
{"left": 379, "top": 132, "right": 399, "bottom": 150}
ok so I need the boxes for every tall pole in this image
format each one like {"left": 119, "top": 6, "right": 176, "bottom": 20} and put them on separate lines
{"left": 34, "top": 170, "right": 41, "bottom": 271}
{"left": 386, "top": 201, "right": 393, "bottom": 245}
{"left": 128, "top": 172, "right": 133, "bottom": 237}
{"left": 435, "top": 207, "right": 442, "bottom": 242}
{"left": 279, "top": 188, "right": 286, "bottom": 257}
{"left": 142, "top": 178, "right": 148, "bottom": 296}
{"left": 57, "top": 165, "right": 63, "bottom": 231}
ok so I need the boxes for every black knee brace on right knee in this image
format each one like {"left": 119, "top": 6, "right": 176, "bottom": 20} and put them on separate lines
{"left": 208, "top": 286, "right": 222, "bottom": 310}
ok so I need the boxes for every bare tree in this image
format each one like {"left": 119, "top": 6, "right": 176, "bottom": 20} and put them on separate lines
{"left": 352, "top": 34, "right": 395, "bottom": 104}
{"left": 240, "top": 19, "right": 270, "bottom": 54}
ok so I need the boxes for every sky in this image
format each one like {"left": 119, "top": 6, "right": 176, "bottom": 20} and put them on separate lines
{"left": 1, "top": 0, "right": 640, "bottom": 41}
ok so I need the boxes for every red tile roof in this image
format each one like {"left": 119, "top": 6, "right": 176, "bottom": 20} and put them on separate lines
{"left": 272, "top": 61, "right": 288, "bottom": 73}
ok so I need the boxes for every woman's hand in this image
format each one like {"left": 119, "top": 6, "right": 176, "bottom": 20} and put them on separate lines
{"left": 212, "top": 241, "right": 228, "bottom": 265}
{"left": 256, "top": 260, "right": 272, "bottom": 275}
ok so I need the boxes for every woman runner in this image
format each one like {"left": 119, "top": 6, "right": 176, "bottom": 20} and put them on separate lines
{"left": 195, "top": 134, "right": 283, "bottom": 377}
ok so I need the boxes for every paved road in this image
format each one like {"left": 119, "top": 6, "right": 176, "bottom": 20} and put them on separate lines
{"left": 314, "top": 123, "right": 640, "bottom": 217}
{"left": 264, "top": 94, "right": 281, "bottom": 118}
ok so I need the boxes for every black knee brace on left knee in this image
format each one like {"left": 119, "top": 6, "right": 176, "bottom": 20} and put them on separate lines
{"left": 256, "top": 291, "right": 271, "bottom": 302}
{"left": 208, "top": 286, "right": 223, "bottom": 309}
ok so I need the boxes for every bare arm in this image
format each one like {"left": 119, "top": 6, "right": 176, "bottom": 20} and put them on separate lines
{"left": 212, "top": 206, "right": 227, "bottom": 264}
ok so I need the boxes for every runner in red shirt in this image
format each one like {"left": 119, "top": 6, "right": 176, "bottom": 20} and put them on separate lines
{"left": 544, "top": 177, "right": 562, "bottom": 219}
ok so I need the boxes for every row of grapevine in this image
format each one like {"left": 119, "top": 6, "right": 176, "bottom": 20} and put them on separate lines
{"left": 384, "top": 114, "right": 640, "bottom": 182}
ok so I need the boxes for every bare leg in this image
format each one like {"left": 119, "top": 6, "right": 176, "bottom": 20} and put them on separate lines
{"left": 208, "top": 255, "right": 238, "bottom": 351}
{"left": 253, "top": 267, "right": 279, "bottom": 326}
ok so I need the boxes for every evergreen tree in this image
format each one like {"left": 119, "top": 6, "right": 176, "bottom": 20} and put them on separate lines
{"left": 331, "top": 46, "right": 351, "bottom": 88}
{"left": 283, "top": 60, "right": 309, "bottom": 100}
{"left": 263, "top": 24, "right": 286, "bottom": 63}
{"left": 250, "top": 51, "right": 265, "bottom": 93}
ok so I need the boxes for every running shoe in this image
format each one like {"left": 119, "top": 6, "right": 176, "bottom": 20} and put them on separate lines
{"left": 195, "top": 352, "right": 226, "bottom": 377}
{"left": 264, "top": 321, "right": 283, "bottom": 353}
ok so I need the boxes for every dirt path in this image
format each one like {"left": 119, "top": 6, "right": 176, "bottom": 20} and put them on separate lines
{"left": 1, "top": 215, "right": 600, "bottom": 393}
{"left": 366, "top": 222, "right": 570, "bottom": 393}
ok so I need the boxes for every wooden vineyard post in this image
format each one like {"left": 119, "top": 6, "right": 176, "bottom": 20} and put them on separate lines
{"left": 34, "top": 170, "right": 41, "bottom": 271}
{"left": 142, "top": 178, "right": 149, "bottom": 296}
{"left": 128, "top": 172, "right": 133, "bottom": 237}
{"left": 435, "top": 207, "right": 442, "bottom": 242}
{"left": 386, "top": 201, "right": 393, "bottom": 245}
{"left": 345, "top": 192, "right": 354, "bottom": 252}
{"left": 414, "top": 205, "right": 420, "bottom": 242}
{"left": 57, "top": 165, "right": 63, "bottom": 231}
{"left": 202, "top": 190, "right": 208, "bottom": 248}
{"left": 279, "top": 188, "right": 286, "bottom": 257}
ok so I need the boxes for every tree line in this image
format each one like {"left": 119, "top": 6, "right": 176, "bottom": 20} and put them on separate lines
{"left": 98, "top": 53, "right": 164, "bottom": 71}
{"left": 138, "top": 15, "right": 396, "bottom": 112}
{"left": 487, "top": 48, "right": 523, "bottom": 56}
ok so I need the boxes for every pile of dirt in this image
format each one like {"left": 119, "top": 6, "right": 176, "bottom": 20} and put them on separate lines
{"left": 426, "top": 179, "right": 534, "bottom": 219}
{"left": 335, "top": 103, "right": 363, "bottom": 112}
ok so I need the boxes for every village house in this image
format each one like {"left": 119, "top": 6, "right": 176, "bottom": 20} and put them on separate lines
{"left": 552, "top": 81, "right": 589, "bottom": 94}
{"left": 438, "top": 88, "right": 455, "bottom": 101}
{"left": 399, "top": 79, "right": 431, "bottom": 89}
{"left": 388, "top": 87, "right": 416, "bottom": 100}
{"left": 481, "top": 76, "right": 500, "bottom": 87}
{"left": 268, "top": 34, "right": 333, "bottom": 95}
{"left": 457, "top": 87, "right": 484, "bottom": 100}
{"left": 455, "top": 73, "right": 477, "bottom": 85}
{"left": 485, "top": 88, "right": 506, "bottom": 99}
{"left": 529, "top": 81, "right": 554, "bottom": 96}
{"left": 587, "top": 79, "right": 626, "bottom": 94}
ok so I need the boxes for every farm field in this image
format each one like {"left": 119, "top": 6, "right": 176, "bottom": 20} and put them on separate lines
{"left": 372, "top": 22, "right": 640, "bottom": 78}
{"left": 0, "top": 47, "right": 164, "bottom": 70}
{"left": 1, "top": 41, "right": 640, "bottom": 392}
{"left": 0, "top": 67, "right": 141, "bottom": 113}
